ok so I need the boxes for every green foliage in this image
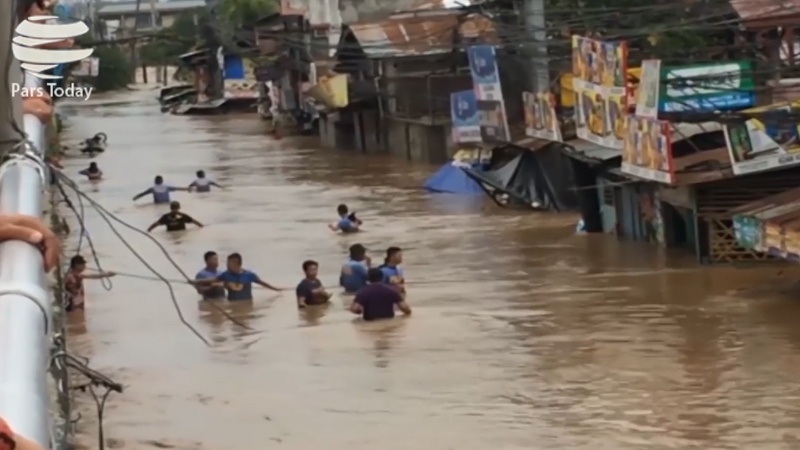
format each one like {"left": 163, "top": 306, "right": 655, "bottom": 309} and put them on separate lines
{"left": 218, "top": 0, "right": 278, "bottom": 27}
{"left": 140, "top": 12, "right": 202, "bottom": 66}
{"left": 91, "top": 45, "right": 133, "bottom": 92}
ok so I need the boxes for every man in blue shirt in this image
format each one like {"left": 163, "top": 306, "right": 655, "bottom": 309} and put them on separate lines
{"left": 328, "top": 203, "right": 361, "bottom": 233}
{"left": 296, "top": 260, "right": 332, "bottom": 308}
{"left": 132, "top": 175, "right": 188, "bottom": 204}
{"left": 194, "top": 253, "right": 283, "bottom": 301}
{"left": 195, "top": 251, "right": 225, "bottom": 300}
{"left": 380, "top": 246, "right": 405, "bottom": 294}
{"left": 340, "top": 243, "right": 370, "bottom": 293}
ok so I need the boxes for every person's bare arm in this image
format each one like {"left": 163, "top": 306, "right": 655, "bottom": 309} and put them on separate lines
{"left": 146, "top": 220, "right": 162, "bottom": 232}
{"left": 82, "top": 271, "right": 116, "bottom": 280}
{"left": 132, "top": 188, "right": 153, "bottom": 201}
{"left": 349, "top": 296, "right": 363, "bottom": 314}
{"left": 328, "top": 222, "right": 340, "bottom": 231}
{"left": 254, "top": 276, "right": 283, "bottom": 291}
{"left": 210, "top": 181, "right": 225, "bottom": 189}
{"left": 397, "top": 300, "right": 412, "bottom": 315}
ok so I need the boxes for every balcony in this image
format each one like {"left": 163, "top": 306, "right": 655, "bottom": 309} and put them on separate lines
{"left": 386, "top": 73, "right": 473, "bottom": 125}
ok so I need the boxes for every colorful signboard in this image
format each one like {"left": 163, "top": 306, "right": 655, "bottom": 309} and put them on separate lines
{"left": 723, "top": 102, "right": 800, "bottom": 175}
{"left": 571, "top": 35, "right": 628, "bottom": 149}
{"left": 523, "top": 91, "right": 562, "bottom": 142}
{"left": 621, "top": 116, "right": 675, "bottom": 184}
{"left": 450, "top": 90, "right": 481, "bottom": 144}
{"left": 659, "top": 61, "right": 754, "bottom": 112}
{"left": 635, "top": 60, "right": 660, "bottom": 119}
{"left": 468, "top": 45, "right": 510, "bottom": 142}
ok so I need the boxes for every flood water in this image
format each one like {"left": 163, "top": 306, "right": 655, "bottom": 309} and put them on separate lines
{"left": 57, "top": 90, "right": 800, "bottom": 450}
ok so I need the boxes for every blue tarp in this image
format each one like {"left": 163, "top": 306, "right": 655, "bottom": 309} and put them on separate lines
{"left": 424, "top": 163, "right": 484, "bottom": 194}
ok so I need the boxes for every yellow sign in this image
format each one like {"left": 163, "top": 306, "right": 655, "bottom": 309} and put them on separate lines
{"left": 523, "top": 91, "right": 562, "bottom": 142}
{"left": 571, "top": 35, "right": 629, "bottom": 149}
{"left": 305, "top": 74, "right": 349, "bottom": 109}
{"left": 621, "top": 116, "right": 675, "bottom": 184}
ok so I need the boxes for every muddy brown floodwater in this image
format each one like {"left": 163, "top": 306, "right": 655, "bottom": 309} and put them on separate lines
{"left": 55, "top": 90, "right": 800, "bottom": 450}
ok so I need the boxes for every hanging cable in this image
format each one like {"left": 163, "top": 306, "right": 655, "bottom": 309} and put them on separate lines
{"left": 51, "top": 168, "right": 255, "bottom": 339}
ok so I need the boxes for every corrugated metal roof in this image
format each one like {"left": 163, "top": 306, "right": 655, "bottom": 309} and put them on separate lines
{"left": 345, "top": 13, "right": 496, "bottom": 58}
{"left": 398, "top": 0, "right": 482, "bottom": 11}
{"left": 97, "top": 0, "right": 205, "bottom": 15}
{"left": 564, "top": 139, "right": 621, "bottom": 163}
{"left": 730, "top": 0, "right": 800, "bottom": 23}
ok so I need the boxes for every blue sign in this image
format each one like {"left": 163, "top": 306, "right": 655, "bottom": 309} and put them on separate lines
{"left": 467, "top": 46, "right": 498, "bottom": 85}
{"left": 450, "top": 90, "right": 481, "bottom": 143}
{"left": 659, "top": 61, "right": 755, "bottom": 113}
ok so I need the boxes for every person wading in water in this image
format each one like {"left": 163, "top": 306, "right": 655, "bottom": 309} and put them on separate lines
{"left": 349, "top": 268, "right": 411, "bottom": 321}
{"left": 78, "top": 162, "right": 102, "bottom": 180}
{"left": 64, "top": 255, "right": 116, "bottom": 312}
{"left": 132, "top": 175, "right": 188, "bottom": 204}
{"left": 188, "top": 170, "right": 225, "bottom": 193}
{"left": 193, "top": 253, "right": 285, "bottom": 301}
{"left": 147, "top": 201, "right": 204, "bottom": 233}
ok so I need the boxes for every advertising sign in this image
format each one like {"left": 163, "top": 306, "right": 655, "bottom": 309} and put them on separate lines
{"left": 621, "top": 116, "right": 675, "bottom": 184}
{"left": 450, "top": 90, "right": 481, "bottom": 144}
{"left": 468, "top": 45, "right": 510, "bottom": 142}
{"left": 635, "top": 60, "right": 660, "bottom": 119}
{"left": 571, "top": 35, "right": 629, "bottom": 149}
{"left": 723, "top": 102, "right": 800, "bottom": 175}
{"left": 659, "top": 61, "right": 754, "bottom": 112}
{"left": 523, "top": 91, "right": 562, "bottom": 142}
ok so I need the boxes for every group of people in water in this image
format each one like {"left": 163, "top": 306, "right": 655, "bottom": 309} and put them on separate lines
{"left": 66, "top": 163, "right": 412, "bottom": 321}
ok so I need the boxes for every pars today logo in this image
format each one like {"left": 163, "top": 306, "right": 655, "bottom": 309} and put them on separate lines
{"left": 11, "top": 15, "right": 95, "bottom": 100}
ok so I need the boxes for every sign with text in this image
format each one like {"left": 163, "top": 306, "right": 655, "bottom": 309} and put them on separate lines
{"left": 660, "top": 61, "right": 754, "bottom": 113}
{"left": 635, "top": 60, "right": 660, "bottom": 119}
{"left": 523, "top": 91, "right": 562, "bottom": 142}
{"left": 621, "top": 116, "right": 675, "bottom": 184}
{"left": 723, "top": 102, "right": 800, "bottom": 175}
{"left": 571, "top": 35, "right": 628, "bottom": 149}
{"left": 450, "top": 90, "right": 481, "bottom": 144}
{"left": 468, "top": 45, "right": 510, "bottom": 142}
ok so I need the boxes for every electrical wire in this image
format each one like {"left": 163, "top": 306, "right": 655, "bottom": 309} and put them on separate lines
{"left": 51, "top": 168, "right": 256, "bottom": 345}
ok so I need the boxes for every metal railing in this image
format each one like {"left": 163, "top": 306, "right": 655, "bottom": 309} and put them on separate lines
{"left": 0, "top": 4, "right": 54, "bottom": 446}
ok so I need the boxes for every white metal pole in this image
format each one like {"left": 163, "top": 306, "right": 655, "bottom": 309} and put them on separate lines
{"left": 0, "top": 2, "right": 53, "bottom": 446}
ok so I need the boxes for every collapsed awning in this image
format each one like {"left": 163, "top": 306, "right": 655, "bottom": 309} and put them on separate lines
{"left": 462, "top": 142, "right": 579, "bottom": 212}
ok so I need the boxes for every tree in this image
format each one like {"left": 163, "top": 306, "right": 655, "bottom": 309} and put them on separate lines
{"left": 217, "top": 0, "right": 278, "bottom": 28}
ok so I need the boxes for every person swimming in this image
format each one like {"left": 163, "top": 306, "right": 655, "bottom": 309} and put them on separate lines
{"left": 328, "top": 203, "right": 362, "bottom": 233}
{"left": 77, "top": 162, "right": 102, "bottom": 180}
{"left": 188, "top": 170, "right": 224, "bottom": 193}
{"left": 147, "top": 201, "right": 204, "bottom": 232}
{"left": 132, "top": 175, "right": 189, "bottom": 204}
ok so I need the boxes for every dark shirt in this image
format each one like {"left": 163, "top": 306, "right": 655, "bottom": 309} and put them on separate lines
{"left": 354, "top": 283, "right": 404, "bottom": 321}
{"left": 295, "top": 278, "right": 328, "bottom": 305}
{"left": 158, "top": 212, "right": 195, "bottom": 231}
{"left": 195, "top": 268, "right": 225, "bottom": 300}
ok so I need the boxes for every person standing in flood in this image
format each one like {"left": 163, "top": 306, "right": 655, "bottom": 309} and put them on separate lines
{"left": 296, "top": 260, "right": 332, "bottom": 308}
{"left": 328, "top": 203, "right": 362, "bottom": 233}
{"left": 188, "top": 170, "right": 224, "bottom": 193}
{"left": 147, "top": 201, "right": 203, "bottom": 233}
{"left": 379, "top": 246, "right": 406, "bottom": 293}
{"left": 193, "top": 253, "right": 284, "bottom": 301}
{"left": 132, "top": 175, "right": 188, "bottom": 204}
{"left": 78, "top": 162, "right": 102, "bottom": 181}
{"left": 195, "top": 251, "right": 226, "bottom": 300}
{"left": 340, "top": 243, "right": 370, "bottom": 293}
{"left": 349, "top": 268, "right": 411, "bottom": 321}
{"left": 64, "top": 255, "right": 116, "bottom": 312}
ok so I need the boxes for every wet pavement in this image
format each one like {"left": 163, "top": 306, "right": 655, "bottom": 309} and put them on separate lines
{"left": 57, "top": 90, "right": 800, "bottom": 449}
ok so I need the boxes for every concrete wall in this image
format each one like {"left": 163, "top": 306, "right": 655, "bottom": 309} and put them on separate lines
{"left": 354, "top": 111, "right": 382, "bottom": 153}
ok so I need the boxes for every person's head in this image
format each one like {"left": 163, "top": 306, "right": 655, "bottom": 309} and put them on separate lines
{"left": 337, "top": 203, "right": 349, "bottom": 216}
{"left": 302, "top": 260, "right": 318, "bottom": 278}
{"left": 17, "top": 0, "right": 47, "bottom": 21}
{"left": 89, "top": 162, "right": 97, "bottom": 169}
{"left": 196, "top": 170, "right": 205, "bottom": 179}
{"left": 204, "top": 251, "right": 218, "bottom": 269}
{"left": 154, "top": 175, "right": 163, "bottom": 185}
{"left": 70, "top": 255, "right": 87, "bottom": 273}
{"left": 349, "top": 243, "right": 366, "bottom": 261}
{"left": 385, "top": 246, "right": 403, "bottom": 265}
{"left": 227, "top": 252, "right": 242, "bottom": 271}
{"left": 169, "top": 201, "right": 180, "bottom": 212}
{"left": 367, "top": 268, "right": 384, "bottom": 284}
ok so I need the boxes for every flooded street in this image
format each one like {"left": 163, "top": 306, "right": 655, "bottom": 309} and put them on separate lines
{"left": 57, "top": 91, "right": 800, "bottom": 450}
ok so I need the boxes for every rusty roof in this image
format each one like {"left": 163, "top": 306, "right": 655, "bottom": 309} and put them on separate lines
{"left": 730, "top": 0, "right": 800, "bottom": 25}
{"left": 398, "top": 0, "right": 483, "bottom": 11}
{"left": 345, "top": 13, "right": 496, "bottom": 59}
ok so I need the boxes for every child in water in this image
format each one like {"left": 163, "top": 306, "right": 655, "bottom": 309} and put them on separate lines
{"left": 328, "top": 203, "right": 362, "bottom": 233}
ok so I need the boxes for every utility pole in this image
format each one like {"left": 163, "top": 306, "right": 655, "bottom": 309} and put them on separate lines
{"left": 523, "top": 0, "right": 549, "bottom": 92}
